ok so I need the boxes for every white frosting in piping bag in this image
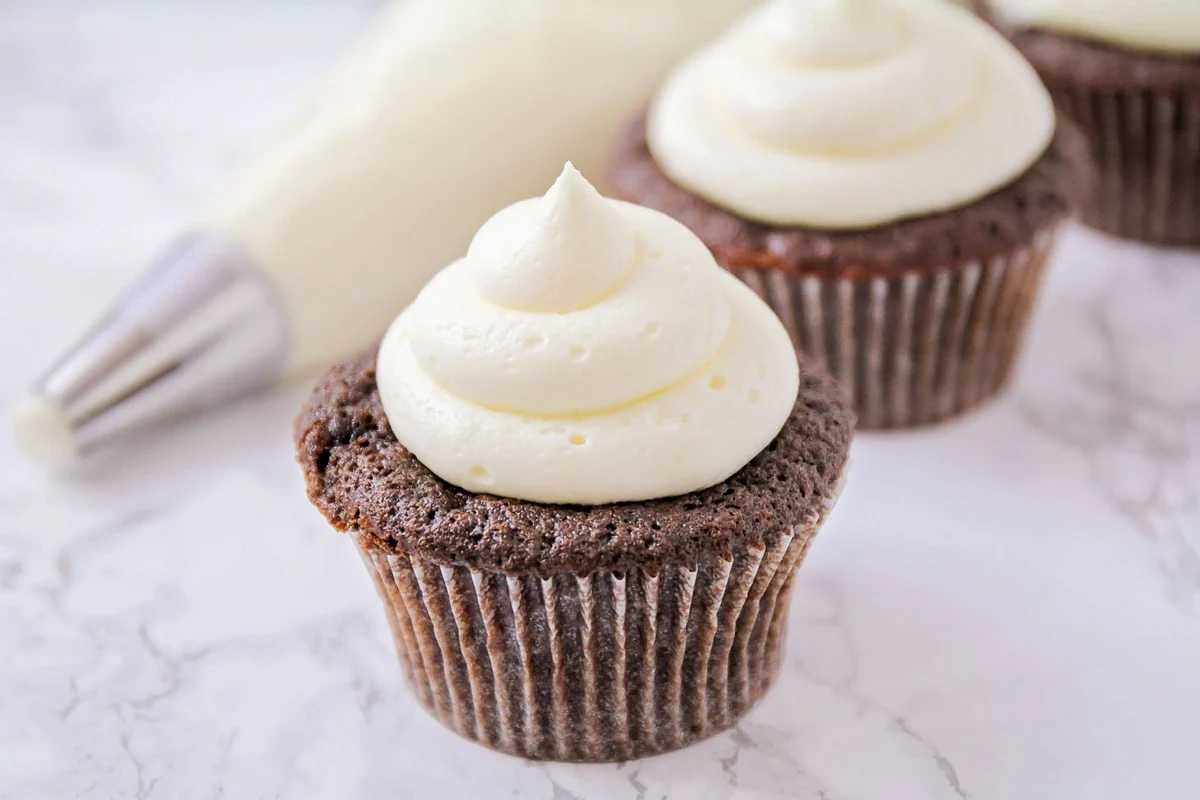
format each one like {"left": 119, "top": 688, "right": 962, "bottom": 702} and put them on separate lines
{"left": 647, "top": 0, "right": 1056, "bottom": 229}
{"left": 377, "top": 164, "right": 800, "bottom": 505}
{"left": 204, "top": 0, "right": 763, "bottom": 374}
{"left": 988, "top": 0, "right": 1200, "bottom": 55}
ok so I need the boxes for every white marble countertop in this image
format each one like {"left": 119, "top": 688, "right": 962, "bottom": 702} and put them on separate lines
{"left": 3, "top": 2, "right": 1199, "bottom": 798}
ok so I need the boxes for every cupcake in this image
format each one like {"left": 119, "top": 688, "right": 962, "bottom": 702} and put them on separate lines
{"left": 295, "top": 164, "right": 853, "bottom": 761}
{"left": 980, "top": 1, "right": 1200, "bottom": 246}
{"left": 612, "top": 0, "right": 1091, "bottom": 429}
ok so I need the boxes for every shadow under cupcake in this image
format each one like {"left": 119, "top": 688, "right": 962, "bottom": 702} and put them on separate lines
{"left": 295, "top": 165, "right": 853, "bottom": 761}
{"left": 612, "top": 0, "right": 1092, "bottom": 429}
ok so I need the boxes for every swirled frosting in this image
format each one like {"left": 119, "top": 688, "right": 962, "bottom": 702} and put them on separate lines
{"left": 376, "top": 164, "right": 800, "bottom": 505}
{"left": 647, "top": 0, "right": 1056, "bottom": 229}
{"left": 988, "top": 0, "right": 1200, "bottom": 55}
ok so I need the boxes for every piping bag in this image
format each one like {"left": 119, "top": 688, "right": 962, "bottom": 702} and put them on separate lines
{"left": 11, "top": 0, "right": 759, "bottom": 471}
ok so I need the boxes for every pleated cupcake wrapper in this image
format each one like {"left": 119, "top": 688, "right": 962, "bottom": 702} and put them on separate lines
{"left": 353, "top": 485, "right": 842, "bottom": 762}
{"left": 734, "top": 225, "right": 1060, "bottom": 430}
{"left": 1053, "top": 86, "right": 1200, "bottom": 247}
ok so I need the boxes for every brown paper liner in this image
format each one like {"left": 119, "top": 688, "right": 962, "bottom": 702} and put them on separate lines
{"left": 733, "top": 226, "right": 1061, "bottom": 429}
{"left": 352, "top": 485, "right": 841, "bottom": 762}
{"left": 1052, "top": 87, "right": 1200, "bottom": 247}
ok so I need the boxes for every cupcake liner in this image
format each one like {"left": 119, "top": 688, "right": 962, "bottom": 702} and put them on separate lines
{"left": 734, "top": 225, "right": 1061, "bottom": 429}
{"left": 353, "top": 487, "right": 840, "bottom": 762}
{"left": 1053, "top": 87, "right": 1200, "bottom": 247}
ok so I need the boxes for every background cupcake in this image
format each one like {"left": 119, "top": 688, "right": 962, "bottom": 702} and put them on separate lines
{"left": 295, "top": 165, "right": 854, "bottom": 761}
{"left": 980, "top": 1, "right": 1200, "bottom": 247}
{"left": 613, "top": 0, "right": 1090, "bottom": 429}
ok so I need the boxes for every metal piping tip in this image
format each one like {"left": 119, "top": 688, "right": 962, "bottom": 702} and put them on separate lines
{"left": 13, "top": 234, "right": 291, "bottom": 471}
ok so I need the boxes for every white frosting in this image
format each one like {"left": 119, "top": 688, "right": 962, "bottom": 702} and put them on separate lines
{"left": 989, "top": 0, "right": 1200, "bottom": 55}
{"left": 376, "top": 164, "right": 799, "bottom": 506}
{"left": 647, "top": 0, "right": 1056, "bottom": 229}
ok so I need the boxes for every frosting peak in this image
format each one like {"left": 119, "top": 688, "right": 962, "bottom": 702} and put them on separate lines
{"left": 648, "top": 0, "right": 1055, "bottom": 229}
{"left": 469, "top": 163, "right": 636, "bottom": 313}
{"left": 770, "top": 0, "right": 906, "bottom": 66}
{"left": 377, "top": 164, "right": 800, "bottom": 505}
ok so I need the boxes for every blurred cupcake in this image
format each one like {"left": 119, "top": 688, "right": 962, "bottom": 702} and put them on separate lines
{"left": 612, "top": 0, "right": 1090, "bottom": 429}
{"left": 980, "top": 1, "right": 1200, "bottom": 246}
{"left": 295, "top": 164, "right": 853, "bottom": 761}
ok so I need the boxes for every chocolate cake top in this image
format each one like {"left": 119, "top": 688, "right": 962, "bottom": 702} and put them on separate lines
{"left": 295, "top": 348, "right": 853, "bottom": 576}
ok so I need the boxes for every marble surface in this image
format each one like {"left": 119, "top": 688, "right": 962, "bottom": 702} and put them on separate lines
{"left": 2, "top": 2, "right": 1199, "bottom": 799}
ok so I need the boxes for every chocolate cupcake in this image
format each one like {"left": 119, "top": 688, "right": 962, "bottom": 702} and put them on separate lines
{"left": 980, "top": 1, "right": 1200, "bottom": 246}
{"left": 295, "top": 165, "right": 853, "bottom": 761}
{"left": 612, "top": 0, "right": 1090, "bottom": 429}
